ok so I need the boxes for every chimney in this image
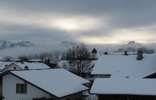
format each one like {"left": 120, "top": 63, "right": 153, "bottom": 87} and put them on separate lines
{"left": 136, "top": 48, "right": 144, "bottom": 60}
{"left": 124, "top": 51, "right": 128, "bottom": 56}
{"left": 104, "top": 52, "right": 108, "bottom": 55}
{"left": 13, "top": 67, "right": 16, "bottom": 70}
{"left": 24, "top": 66, "right": 29, "bottom": 70}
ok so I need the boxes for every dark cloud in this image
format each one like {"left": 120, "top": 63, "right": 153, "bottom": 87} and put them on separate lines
{"left": 0, "top": 22, "right": 73, "bottom": 43}
{"left": 0, "top": 0, "right": 156, "bottom": 44}
{"left": 1, "top": 0, "right": 156, "bottom": 15}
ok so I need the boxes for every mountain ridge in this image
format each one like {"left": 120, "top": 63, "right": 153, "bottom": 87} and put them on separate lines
{"left": 0, "top": 40, "right": 35, "bottom": 50}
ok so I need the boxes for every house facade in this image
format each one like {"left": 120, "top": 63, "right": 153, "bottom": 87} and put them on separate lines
{"left": 2, "top": 74, "right": 51, "bottom": 100}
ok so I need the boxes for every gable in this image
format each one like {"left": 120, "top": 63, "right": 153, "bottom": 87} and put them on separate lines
{"left": 3, "top": 74, "right": 52, "bottom": 100}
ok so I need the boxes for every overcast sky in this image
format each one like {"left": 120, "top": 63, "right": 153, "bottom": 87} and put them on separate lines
{"left": 0, "top": 0, "right": 156, "bottom": 45}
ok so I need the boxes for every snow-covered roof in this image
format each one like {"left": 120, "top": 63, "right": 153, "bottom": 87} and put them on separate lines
{"left": 16, "top": 62, "right": 50, "bottom": 69}
{"left": 91, "top": 78, "right": 156, "bottom": 96}
{"left": 0, "top": 62, "right": 14, "bottom": 69}
{"left": 92, "top": 54, "right": 156, "bottom": 78}
{"left": 0, "top": 62, "right": 50, "bottom": 70}
{"left": 11, "top": 69, "right": 89, "bottom": 97}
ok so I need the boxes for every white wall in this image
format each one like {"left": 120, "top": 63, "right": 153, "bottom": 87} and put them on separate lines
{"left": 3, "top": 74, "right": 51, "bottom": 100}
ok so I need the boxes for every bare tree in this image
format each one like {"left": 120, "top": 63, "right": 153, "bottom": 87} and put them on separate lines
{"left": 65, "top": 44, "right": 93, "bottom": 75}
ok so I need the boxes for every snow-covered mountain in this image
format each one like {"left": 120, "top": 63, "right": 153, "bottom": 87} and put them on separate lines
{"left": 0, "top": 40, "right": 34, "bottom": 49}
{"left": 0, "top": 40, "right": 65, "bottom": 58}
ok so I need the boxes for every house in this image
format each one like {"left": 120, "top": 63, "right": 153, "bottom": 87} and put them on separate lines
{"left": 89, "top": 54, "right": 156, "bottom": 100}
{"left": 0, "top": 62, "right": 21, "bottom": 72}
{"left": 0, "top": 69, "right": 89, "bottom": 100}
{"left": 91, "top": 78, "right": 156, "bottom": 100}
{"left": 91, "top": 54, "right": 156, "bottom": 79}
{"left": 0, "top": 62, "right": 51, "bottom": 72}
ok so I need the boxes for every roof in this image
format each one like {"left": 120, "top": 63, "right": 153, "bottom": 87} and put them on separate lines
{"left": 10, "top": 69, "right": 89, "bottom": 98}
{"left": 0, "top": 62, "right": 14, "bottom": 69}
{"left": 16, "top": 62, "right": 50, "bottom": 69}
{"left": 91, "top": 78, "right": 156, "bottom": 96}
{"left": 92, "top": 54, "right": 156, "bottom": 78}
{"left": 0, "top": 62, "right": 50, "bottom": 70}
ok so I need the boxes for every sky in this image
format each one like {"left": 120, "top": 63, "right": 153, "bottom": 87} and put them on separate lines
{"left": 0, "top": 0, "right": 156, "bottom": 45}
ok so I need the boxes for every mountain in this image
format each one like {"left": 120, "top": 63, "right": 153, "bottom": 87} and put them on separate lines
{"left": 0, "top": 40, "right": 35, "bottom": 50}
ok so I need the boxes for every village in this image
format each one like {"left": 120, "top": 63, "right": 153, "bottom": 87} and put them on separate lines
{"left": 0, "top": 45, "right": 156, "bottom": 100}
{"left": 0, "top": 1, "right": 156, "bottom": 100}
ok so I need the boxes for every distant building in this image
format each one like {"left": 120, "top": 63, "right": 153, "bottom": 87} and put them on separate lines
{"left": 0, "top": 62, "right": 51, "bottom": 73}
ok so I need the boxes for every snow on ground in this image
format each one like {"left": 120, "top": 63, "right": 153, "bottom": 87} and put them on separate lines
{"left": 91, "top": 78, "right": 156, "bottom": 96}
{"left": 11, "top": 69, "right": 89, "bottom": 97}
{"left": 92, "top": 54, "right": 156, "bottom": 78}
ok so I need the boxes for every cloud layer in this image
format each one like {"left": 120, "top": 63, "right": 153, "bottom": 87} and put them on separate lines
{"left": 0, "top": 0, "right": 156, "bottom": 45}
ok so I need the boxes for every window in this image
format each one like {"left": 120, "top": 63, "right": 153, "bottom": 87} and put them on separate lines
{"left": 16, "top": 83, "right": 27, "bottom": 94}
